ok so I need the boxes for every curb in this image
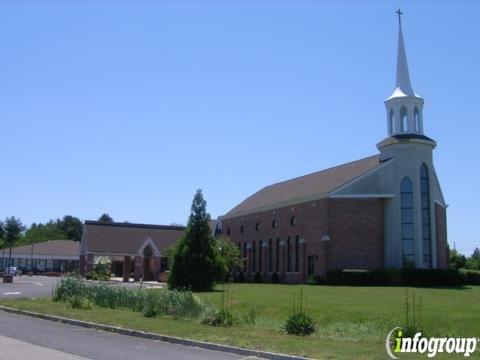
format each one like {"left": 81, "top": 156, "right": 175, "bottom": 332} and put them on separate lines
{"left": 0, "top": 306, "right": 307, "bottom": 360}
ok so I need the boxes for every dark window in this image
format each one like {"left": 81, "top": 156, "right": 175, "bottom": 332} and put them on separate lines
{"left": 252, "top": 241, "right": 256, "bottom": 272}
{"left": 414, "top": 107, "right": 420, "bottom": 132}
{"left": 401, "top": 106, "right": 408, "bottom": 132}
{"left": 272, "top": 220, "right": 277, "bottom": 229}
{"left": 295, "top": 235, "right": 300, "bottom": 272}
{"left": 255, "top": 222, "right": 260, "bottom": 232}
{"left": 215, "top": 223, "right": 223, "bottom": 237}
{"left": 307, "top": 256, "right": 315, "bottom": 276}
{"left": 226, "top": 228, "right": 231, "bottom": 236}
{"left": 238, "top": 242, "right": 241, "bottom": 263}
{"left": 160, "top": 257, "right": 169, "bottom": 272}
{"left": 401, "top": 177, "right": 415, "bottom": 267}
{"left": 258, "top": 240, "right": 262, "bottom": 273}
{"left": 287, "top": 236, "right": 291, "bottom": 272}
{"left": 389, "top": 109, "right": 395, "bottom": 134}
{"left": 240, "top": 225, "right": 244, "bottom": 234}
{"left": 275, "top": 238, "right": 280, "bottom": 272}
{"left": 421, "top": 164, "right": 431, "bottom": 267}
{"left": 268, "top": 239, "right": 273, "bottom": 272}
{"left": 243, "top": 242, "right": 247, "bottom": 272}
{"left": 290, "top": 216, "right": 296, "bottom": 226}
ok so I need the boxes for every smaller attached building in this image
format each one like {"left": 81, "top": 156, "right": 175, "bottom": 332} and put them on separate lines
{"left": 0, "top": 240, "right": 79, "bottom": 273}
{"left": 80, "top": 221, "right": 185, "bottom": 282}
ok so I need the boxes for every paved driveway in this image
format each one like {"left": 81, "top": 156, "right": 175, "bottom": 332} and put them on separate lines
{"left": 0, "top": 276, "right": 59, "bottom": 299}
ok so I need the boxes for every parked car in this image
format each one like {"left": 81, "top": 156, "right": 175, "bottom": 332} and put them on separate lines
{"left": 5, "top": 267, "right": 22, "bottom": 276}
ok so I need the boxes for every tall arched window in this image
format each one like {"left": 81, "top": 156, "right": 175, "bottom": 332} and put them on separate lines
{"left": 243, "top": 242, "right": 247, "bottom": 272}
{"left": 389, "top": 109, "right": 395, "bottom": 134}
{"left": 400, "top": 106, "right": 408, "bottom": 132}
{"left": 421, "top": 164, "right": 431, "bottom": 267}
{"left": 414, "top": 107, "right": 420, "bottom": 132}
{"left": 401, "top": 177, "right": 415, "bottom": 267}
{"left": 275, "top": 238, "right": 280, "bottom": 273}
{"left": 252, "top": 241, "right": 256, "bottom": 272}
{"left": 287, "top": 236, "right": 291, "bottom": 272}
{"left": 268, "top": 239, "right": 273, "bottom": 272}
{"left": 294, "top": 235, "right": 300, "bottom": 272}
{"left": 258, "top": 240, "right": 262, "bottom": 273}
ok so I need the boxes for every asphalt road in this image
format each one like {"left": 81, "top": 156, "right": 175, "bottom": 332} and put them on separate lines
{"left": 0, "top": 311, "right": 256, "bottom": 360}
{"left": 0, "top": 276, "right": 163, "bottom": 300}
{"left": 0, "top": 276, "right": 59, "bottom": 299}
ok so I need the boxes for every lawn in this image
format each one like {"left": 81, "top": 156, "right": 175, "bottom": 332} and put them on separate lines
{"left": 1, "top": 284, "right": 479, "bottom": 359}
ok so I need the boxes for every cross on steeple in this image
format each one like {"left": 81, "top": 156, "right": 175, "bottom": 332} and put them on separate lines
{"left": 396, "top": 9, "right": 403, "bottom": 25}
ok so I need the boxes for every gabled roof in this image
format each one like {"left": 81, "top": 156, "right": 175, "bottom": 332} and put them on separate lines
{"left": 81, "top": 221, "right": 185, "bottom": 256}
{"left": 222, "top": 155, "right": 383, "bottom": 218}
{"left": 10, "top": 240, "right": 79, "bottom": 257}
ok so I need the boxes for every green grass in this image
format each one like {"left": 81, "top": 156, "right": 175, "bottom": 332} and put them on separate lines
{"left": 2, "top": 284, "right": 480, "bottom": 359}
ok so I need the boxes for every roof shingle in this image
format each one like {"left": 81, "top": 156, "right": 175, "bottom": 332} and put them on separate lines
{"left": 223, "top": 155, "right": 382, "bottom": 218}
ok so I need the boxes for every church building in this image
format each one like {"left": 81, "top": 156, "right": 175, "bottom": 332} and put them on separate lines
{"left": 219, "top": 15, "right": 449, "bottom": 284}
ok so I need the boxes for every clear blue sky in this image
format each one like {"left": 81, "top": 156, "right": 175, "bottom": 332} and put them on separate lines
{"left": 0, "top": 1, "right": 478, "bottom": 256}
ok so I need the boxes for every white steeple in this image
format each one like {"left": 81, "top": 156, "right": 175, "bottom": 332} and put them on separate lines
{"left": 394, "top": 18, "right": 415, "bottom": 97}
{"left": 385, "top": 10, "right": 424, "bottom": 136}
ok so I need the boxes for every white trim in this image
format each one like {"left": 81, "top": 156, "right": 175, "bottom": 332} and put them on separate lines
{"left": 432, "top": 169, "right": 447, "bottom": 206}
{"left": 329, "top": 194, "right": 395, "bottom": 199}
{"left": 137, "top": 238, "right": 161, "bottom": 256}
{"left": 329, "top": 159, "right": 394, "bottom": 195}
{"left": 434, "top": 200, "right": 448, "bottom": 208}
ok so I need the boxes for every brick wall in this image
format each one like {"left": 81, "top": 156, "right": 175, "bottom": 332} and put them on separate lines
{"left": 326, "top": 198, "right": 384, "bottom": 271}
{"left": 435, "top": 203, "right": 449, "bottom": 269}
{"left": 221, "top": 197, "right": 384, "bottom": 283}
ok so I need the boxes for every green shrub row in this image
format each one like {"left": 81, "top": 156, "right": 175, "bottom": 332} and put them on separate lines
{"left": 323, "top": 268, "right": 480, "bottom": 287}
{"left": 460, "top": 269, "right": 480, "bottom": 285}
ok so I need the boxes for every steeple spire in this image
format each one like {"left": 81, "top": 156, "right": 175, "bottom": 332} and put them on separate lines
{"left": 395, "top": 10, "right": 415, "bottom": 97}
{"left": 384, "top": 10, "right": 425, "bottom": 137}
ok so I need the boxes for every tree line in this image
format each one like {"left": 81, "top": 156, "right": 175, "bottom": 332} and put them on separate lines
{"left": 450, "top": 248, "right": 480, "bottom": 271}
{"left": 0, "top": 213, "right": 115, "bottom": 250}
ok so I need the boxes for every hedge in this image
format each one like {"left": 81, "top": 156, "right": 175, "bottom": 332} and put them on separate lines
{"left": 325, "top": 268, "right": 477, "bottom": 287}
{"left": 460, "top": 269, "right": 480, "bottom": 285}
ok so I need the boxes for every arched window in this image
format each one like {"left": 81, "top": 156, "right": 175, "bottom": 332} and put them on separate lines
{"left": 421, "top": 164, "right": 431, "bottom": 268}
{"left": 389, "top": 109, "right": 395, "bottom": 134}
{"left": 400, "top": 106, "right": 408, "bottom": 132}
{"left": 215, "top": 223, "right": 224, "bottom": 237}
{"left": 258, "top": 240, "right": 262, "bottom": 273}
{"left": 243, "top": 242, "right": 247, "bottom": 272}
{"left": 252, "top": 241, "right": 256, "bottom": 272}
{"left": 414, "top": 107, "right": 420, "bottom": 132}
{"left": 268, "top": 239, "right": 273, "bottom": 272}
{"left": 275, "top": 238, "right": 280, "bottom": 273}
{"left": 401, "top": 177, "right": 415, "bottom": 267}
{"left": 255, "top": 222, "right": 260, "bottom": 232}
{"left": 287, "top": 236, "right": 291, "bottom": 272}
{"left": 294, "top": 235, "right": 300, "bottom": 272}
{"left": 240, "top": 225, "right": 244, "bottom": 234}
{"left": 290, "top": 216, "right": 296, "bottom": 226}
{"left": 272, "top": 220, "right": 277, "bottom": 229}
